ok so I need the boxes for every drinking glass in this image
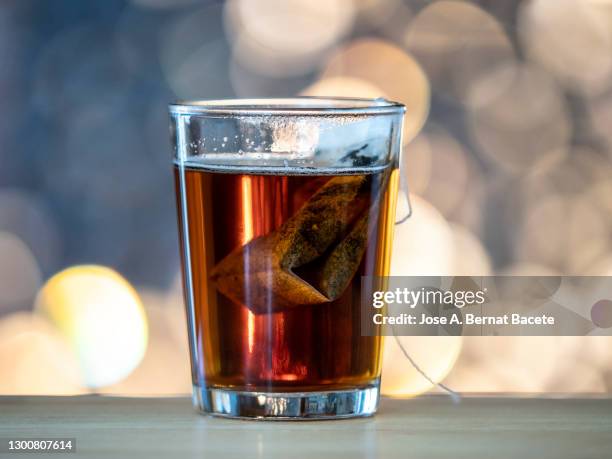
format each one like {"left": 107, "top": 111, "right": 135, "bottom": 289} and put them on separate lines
{"left": 170, "top": 98, "right": 405, "bottom": 419}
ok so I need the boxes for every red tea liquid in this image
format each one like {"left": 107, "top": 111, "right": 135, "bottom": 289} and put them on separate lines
{"left": 175, "top": 164, "right": 398, "bottom": 392}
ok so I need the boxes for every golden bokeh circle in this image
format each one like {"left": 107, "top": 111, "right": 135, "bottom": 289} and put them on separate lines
{"left": 321, "top": 38, "right": 430, "bottom": 143}
{"left": 0, "top": 312, "right": 83, "bottom": 394}
{"left": 382, "top": 336, "right": 462, "bottom": 398}
{"left": 519, "top": 0, "right": 612, "bottom": 94}
{"left": 406, "top": 0, "right": 516, "bottom": 104}
{"left": 35, "top": 265, "right": 148, "bottom": 388}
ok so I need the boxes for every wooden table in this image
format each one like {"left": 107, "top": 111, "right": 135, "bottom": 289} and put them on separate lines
{"left": 1, "top": 395, "right": 611, "bottom": 458}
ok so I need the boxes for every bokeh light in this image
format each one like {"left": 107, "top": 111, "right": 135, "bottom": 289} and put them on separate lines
{"left": 587, "top": 178, "right": 612, "bottom": 224}
{"left": 301, "top": 76, "right": 388, "bottom": 99}
{"left": 31, "top": 24, "right": 132, "bottom": 119}
{"left": 447, "top": 337, "right": 606, "bottom": 393}
{"left": 391, "top": 194, "right": 454, "bottom": 276}
{"left": 521, "top": 147, "right": 612, "bottom": 199}
{"left": 382, "top": 336, "right": 462, "bottom": 398}
{"left": 403, "top": 128, "right": 486, "bottom": 233}
{"left": 0, "top": 0, "right": 611, "bottom": 398}
{"left": 101, "top": 288, "right": 190, "bottom": 395}
{"left": 450, "top": 224, "right": 492, "bottom": 276}
{"left": 0, "top": 232, "right": 41, "bottom": 312}
{"left": 353, "top": 0, "right": 411, "bottom": 31}
{"left": 587, "top": 88, "right": 612, "bottom": 151}
{"left": 321, "top": 37, "right": 430, "bottom": 142}
{"left": 402, "top": 133, "right": 433, "bottom": 197}
{"left": 225, "top": 0, "right": 354, "bottom": 76}
{"left": 468, "top": 63, "right": 570, "bottom": 174}
{"left": 587, "top": 257, "right": 612, "bottom": 277}
{"left": 35, "top": 265, "right": 148, "bottom": 388}
{"left": 591, "top": 300, "right": 612, "bottom": 329}
{"left": 129, "top": 0, "right": 200, "bottom": 9}
{"left": 516, "top": 147, "right": 612, "bottom": 275}
{"left": 0, "top": 190, "right": 62, "bottom": 275}
{"left": 0, "top": 312, "right": 83, "bottom": 395}
{"left": 517, "top": 194, "right": 610, "bottom": 274}
{"left": 160, "top": 4, "right": 233, "bottom": 98}
{"left": 500, "top": 263, "right": 561, "bottom": 276}
{"left": 406, "top": 0, "right": 516, "bottom": 105}
{"left": 412, "top": 129, "right": 470, "bottom": 216}
{"left": 519, "top": 0, "right": 612, "bottom": 94}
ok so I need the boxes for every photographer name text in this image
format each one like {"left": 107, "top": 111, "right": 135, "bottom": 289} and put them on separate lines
{"left": 370, "top": 288, "right": 555, "bottom": 327}
{"left": 372, "top": 312, "right": 555, "bottom": 326}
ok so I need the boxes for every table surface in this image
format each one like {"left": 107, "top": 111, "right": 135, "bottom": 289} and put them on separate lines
{"left": 1, "top": 395, "right": 611, "bottom": 459}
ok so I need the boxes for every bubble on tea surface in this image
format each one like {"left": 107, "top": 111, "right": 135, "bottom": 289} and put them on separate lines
{"left": 300, "top": 77, "right": 396, "bottom": 168}
{"left": 270, "top": 119, "right": 320, "bottom": 155}
{"left": 297, "top": 79, "right": 401, "bottom": 167}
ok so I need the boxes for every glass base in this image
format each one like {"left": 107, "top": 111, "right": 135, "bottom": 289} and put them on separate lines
{"left": 192, "top": 384, "right": 380, "bottom": 420}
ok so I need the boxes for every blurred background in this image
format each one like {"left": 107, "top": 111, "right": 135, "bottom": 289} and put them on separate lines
{"left": 1, "top": 0, "right": 611, "bottom": 396}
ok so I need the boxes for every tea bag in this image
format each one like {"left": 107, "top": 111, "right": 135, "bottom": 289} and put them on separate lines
{"left": 315, "top": 213, "right": 369, "bottom": 300}
{"left": 210, "top": 176, "right": 372, "bottom": 314}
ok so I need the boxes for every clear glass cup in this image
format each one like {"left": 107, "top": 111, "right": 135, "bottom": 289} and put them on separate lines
{"left": 170, "top": 97, "right": 405, "bottom": 419}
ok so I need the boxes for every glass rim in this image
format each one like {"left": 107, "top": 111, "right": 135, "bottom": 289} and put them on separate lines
{"left": 169, "top": 97, "right": 406, "bottom": 116}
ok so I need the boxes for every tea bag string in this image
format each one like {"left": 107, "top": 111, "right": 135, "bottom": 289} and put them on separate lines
{"left": 394, "top": 166, "right": 412, "bottom": 225}
{"left": 393, "top": 171, "right": 461, "bottom": 404}
{"left": 391, "top": 326, "right": 461, "bottom": 403}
